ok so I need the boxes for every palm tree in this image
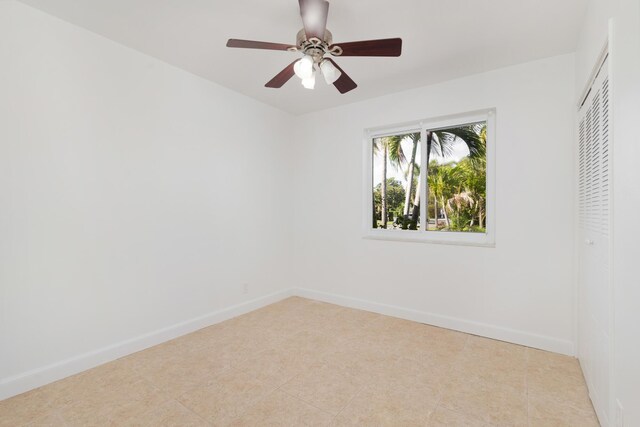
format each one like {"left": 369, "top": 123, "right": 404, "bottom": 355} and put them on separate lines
{"left": 373, "top": 137, "right": 405, "bottom": 228}
{"left": 374, "top": 124, "right": 486, "bottom": 230}
{"left": 455, "top": 157, "right": 486, "bottom": 228}
{"left": 408, "top": 123, "right": 487, "bottom": 230}
{"left": 427, "top": 162, "right": 450, "bottom": 228}
{"left": 373, "top": 138, "right": 388, "bottom": 228}
{"left": 448, "top": 191, "right": 476, "bottom": 229}
{"left": 444, "top": 125, "right": 487, "bottom": 229}
{"left": 387, "top": 133, "right": 419, "bottom": 229}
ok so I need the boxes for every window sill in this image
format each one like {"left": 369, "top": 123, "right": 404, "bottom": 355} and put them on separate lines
{"left": 362, "top": 229, "right": 495, "bottom": 247}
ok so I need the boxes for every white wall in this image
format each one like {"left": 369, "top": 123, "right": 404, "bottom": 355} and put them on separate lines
{"left": 0, "top": 1, "right": 293, "bottom": 399}
{"left": 576, "top": 0, "right": 640, "bottom": 425}
{"left": 5, "top": 0, "right": 636, "bottom": 414}
{"left": 291, "top": 54, "right": 577, "bottom": 355}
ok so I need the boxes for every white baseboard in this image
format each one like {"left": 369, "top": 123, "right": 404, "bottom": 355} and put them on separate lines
{"left": 1, "top": 286, "right": 576, "bottom": 401}
{"left": 294, "top": 287, "right": 575, "bottom": 356}
{"left": 0, "top": 289, "right": 293, "bottom": 401}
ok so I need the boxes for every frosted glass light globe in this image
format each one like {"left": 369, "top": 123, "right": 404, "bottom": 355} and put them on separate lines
{"left": 301, "top": 71, "right": 316, "bottom": 89}
{"left": 294, "top": 55, "right": 315, "bottom": 80}
{"left": 320, "top": 59, "right": 341, "bottom": 85}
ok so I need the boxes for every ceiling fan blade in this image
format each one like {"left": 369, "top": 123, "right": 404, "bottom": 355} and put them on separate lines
{"left": 227, "top": 39, "right": 296, "bottom": 51}
{"left": 265, "top": 60, "right": 298, "bottom": 88}
{"left": 330, "top": 38, "right": 402, "bottom": 57}
{"left": 325, "top": 59, "right": 357, "bottom": 94}
{"left": 298, "top": 0, "right": 329, "bottom": 40}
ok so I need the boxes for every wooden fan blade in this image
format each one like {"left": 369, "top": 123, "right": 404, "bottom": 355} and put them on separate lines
{"left": 330, "top": 38, "right": 402, "bottom": 57}
{"left": 227, "top": 39, "right": 296, "bottom": 51}
{"left": 325, "top": 58, "right": 357, "bottom": 94}
{"left": 265, "top": 60, "right": 298, "bottom": 88}
{"left": 298, "top": 0, "right": 329, "bottom": 40}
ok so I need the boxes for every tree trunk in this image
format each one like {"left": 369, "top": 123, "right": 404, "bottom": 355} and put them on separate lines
{"left": 403, "top": 138, "right": 418, "bottom": 219}
{"left": 441, "top": 196, "right": 450, "bottom": 227}
{"left": 426, "top": 132, "right": 433, "bottom": 170}
{"left": 372, "top": 197, "right": 377, "bottom": 228}
{"left": 409, "top": 181, "right": 420, "bottom": 230}
{"left": 433, "top": 195, "right": 437, "bottom": 230}
{"left": 381, "top": 143, "right": 388, "bottom": 229}
{"left": 408, "top": 133, "right": 433, "bottom": 230}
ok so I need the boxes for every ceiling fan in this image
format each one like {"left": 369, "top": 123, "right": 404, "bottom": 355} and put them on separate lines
{"left": 226, "top": 0, "right": 402, "bottom": 94}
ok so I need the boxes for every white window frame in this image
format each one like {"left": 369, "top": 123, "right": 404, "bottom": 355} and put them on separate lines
{"left": 362, "top": 108, "right": 496, "bottom": 247}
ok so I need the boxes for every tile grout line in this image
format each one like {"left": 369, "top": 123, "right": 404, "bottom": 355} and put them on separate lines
{"left": 526, "top": 348, "right": 531, "bottom": 427}
{"left": 196, "top": 311, "right": 327, "bottom": 425}
{"left": 172, "top": 398, "right": 214, "bottom": 426}
{"left": 277, "top": 386, "right": 339, "bottom": 419}
{"left": 328, "top": 383, "right": 368, "bottom": 424}
{"left": 428, "top": 333, "right": 471, "bottom": 423}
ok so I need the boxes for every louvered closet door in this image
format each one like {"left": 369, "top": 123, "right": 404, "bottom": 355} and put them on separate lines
{"left": 577, "top": 57, "right": 610, "bottom": 425}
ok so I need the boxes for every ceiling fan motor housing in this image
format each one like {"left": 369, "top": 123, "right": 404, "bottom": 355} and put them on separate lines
{"left": 293, "top": 29, "right": 342, "bottom": 62}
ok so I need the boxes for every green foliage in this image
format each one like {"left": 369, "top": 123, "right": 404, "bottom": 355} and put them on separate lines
{"left": 374, "top": 178, "right": 406, "bottom": 220}
{"left": 372, "top": 123, "right": 487, "bottom": 232}
{"left": 427, "top": 123, "right": 487, "bottom": 232}
{"left": 435, "top": 123, "right": 486, "bottom": 162}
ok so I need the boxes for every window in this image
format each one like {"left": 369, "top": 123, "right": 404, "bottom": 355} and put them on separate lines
{"left": 363, "top": 109, "right": 495, "bottom": 246}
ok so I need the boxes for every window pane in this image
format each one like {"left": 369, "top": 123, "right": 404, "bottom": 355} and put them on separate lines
{"left": 372, "top": 133, "right": 421, "bottom": 230}
{"left": 426, "top": 122, "right": 487, "bottom": 233}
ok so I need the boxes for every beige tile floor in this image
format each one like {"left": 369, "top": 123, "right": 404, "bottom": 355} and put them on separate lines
{"left": 0, "top": 297, "right": 599, "bottom": 427}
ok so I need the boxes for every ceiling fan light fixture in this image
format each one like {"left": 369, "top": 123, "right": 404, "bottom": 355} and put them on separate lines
{"left": 301, "top": 70, "right": 316, "bottom": 89}
{"left": 227, "top": 0, "right": 402, "bottom": 94}
{"left": 294, "top": 55, "right": 314, "bottom": 80}
{"left": 320, "top": 59, "right": 341, "bottom": 85}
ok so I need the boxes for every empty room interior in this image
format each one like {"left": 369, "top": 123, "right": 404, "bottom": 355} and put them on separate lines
{"left": 1, "top": 0, "right": 639, "bottom": 426}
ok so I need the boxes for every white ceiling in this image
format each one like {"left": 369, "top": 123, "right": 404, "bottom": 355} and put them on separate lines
{"left": 18, "top": 0, "right": 587, "bottom": 115}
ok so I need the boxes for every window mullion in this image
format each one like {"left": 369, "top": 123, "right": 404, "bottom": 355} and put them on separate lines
{"left": 419, "top": 126, "right": 428, "bottom": 232}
